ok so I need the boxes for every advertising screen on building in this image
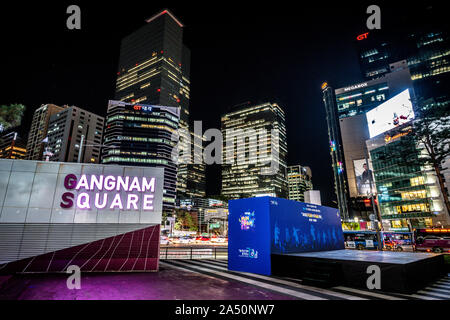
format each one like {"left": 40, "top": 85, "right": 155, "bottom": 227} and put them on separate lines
{"left": 366, "top": 89, "right": 414, "bottom": 138}
{"left": 353, "top": 159, "right": 376, "bottom": 196}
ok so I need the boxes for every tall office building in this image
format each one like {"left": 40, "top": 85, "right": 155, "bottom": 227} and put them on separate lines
{"left": 111, "top": 9, "right": 204, "bottom": 203}
{"left": 287, "top": 165, "right": 313, "bottom": 202}
{"left": 26, "top": 104, "right": 66, "bottom": 160}
{"left": 355, "top": 6, "right": 449, "bottom": 104}
{"left": 176, "top": 130, "right": 206, "bottom": 199}
{"left": 102, "top": 100, "right": 180, "bottom": 211}
{"left": 322, "top": 62, "right": 414, "bottom": 220}
{"left": 221, "top": 102, "right": 288, "bottom": 199}
{"left": 0, "top": 131, "right": 27, "bottom": 159}
{"left": 47, "top": 106, "right": 104, "bottom": 163}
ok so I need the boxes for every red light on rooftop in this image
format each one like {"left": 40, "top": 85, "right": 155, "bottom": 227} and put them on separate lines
{"left": 157, "top": 88, "right": 161, "bottom": 92}
{"left": 146, "top": 10, "right": 184, "bottom": 28}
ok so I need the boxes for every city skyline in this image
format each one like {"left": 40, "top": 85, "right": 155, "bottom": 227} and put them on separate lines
{"left": 0, "top": 1, "right": 450, "bottom": 305}
{"left": 1, "top": 2, "right": 448, "bottom": 207}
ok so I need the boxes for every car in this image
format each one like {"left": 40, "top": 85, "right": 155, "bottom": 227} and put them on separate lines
{"left": 160, "top": 236, "right": 170, "bottom": 245}
{"left": 196, "top": 236, "right": 210, "bottom": 243}
{"left": 210, "top": 237, "right": 226, "bottom": 243}
{"left": 174, "top": 236, "right": 194, "bottom": 244}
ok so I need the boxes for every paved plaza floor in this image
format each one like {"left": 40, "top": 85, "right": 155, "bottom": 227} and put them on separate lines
{"left": 0, "top": 259, "right": 449, "bottom": 300}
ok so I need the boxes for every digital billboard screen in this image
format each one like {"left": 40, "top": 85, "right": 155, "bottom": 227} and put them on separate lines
{"left": 366, "top": 89, "right": 414, "bottom": 138}
{"left": 353, "top": 159, "right": 376, "bottom": 196}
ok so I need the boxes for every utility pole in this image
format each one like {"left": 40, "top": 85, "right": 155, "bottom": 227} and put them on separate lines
{"left": 365, "top": 152, "right": 383, "bottom": 250}
{"left": 77, "top": 134, "right": 85, "bottom": 163}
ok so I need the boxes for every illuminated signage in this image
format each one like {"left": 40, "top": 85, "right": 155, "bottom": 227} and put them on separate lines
{"left": 357, "top": 32, "right": 369, "bottom": 40}
{"left": 60, "top": 174, "right": 158, "bottom": 210}
{"left": 133, "top": 105, "right": 153, "bottom": 112}
{"left": 238, "top": 247, "right": 259, "bottom": 259}
{"left": 366, "top": 89, "right": 415, "bottom": 138}
{"left": 330, "top": 140, "right": 336, "bottom": 152}
{"left": 239, "top": 211, "right": 255, "bottom": 230}
{"left": 337, "top": 161, "right": 344, "bottom": 174}
{"left": 321, "top": 82, "right": 328, "bottom": 90}
{"left": 343, "top": 82, "right": 368, "bottom": 92}
{"left": 384, "top": 129, "right": 412, "bottom": 143}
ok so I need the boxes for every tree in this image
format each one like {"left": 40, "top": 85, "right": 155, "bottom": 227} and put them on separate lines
{"left": 410, "top": 99, "right": 450, "bottom": 216}
{"left": 184, "top": 213, "right": 198, "bottom": 231}
{"left": 0, "top": 104, "right": 25, "bottom": 132}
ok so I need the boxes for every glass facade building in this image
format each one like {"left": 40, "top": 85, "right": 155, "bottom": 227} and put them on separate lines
{"left": 110, "top": 9, "right": 205, "bottom": 205}
{"left": 102, "top": 100, "right": 180, "bottom": 211}
{"left": 322, "top": 63, "right": 414, "bottom": 220}
{"left": 221, "top": 102, "right": 288, "bottom": 199}
{"left": 287, "top": 165, "right": 313, "bottom": 202}
{"left": 367, "top": 125, "right": 449, "bottom": 230}
{"left": 355, "top": 9, "right": 449, "bottom": 105}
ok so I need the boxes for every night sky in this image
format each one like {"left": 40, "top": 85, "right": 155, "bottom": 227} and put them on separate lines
{"left": 0, "top": 1, "right": 444, "bottom": 207}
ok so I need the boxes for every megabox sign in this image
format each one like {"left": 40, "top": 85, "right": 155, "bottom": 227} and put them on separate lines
{"left": 60, "top": 174, "right": 158, "bottom": 211}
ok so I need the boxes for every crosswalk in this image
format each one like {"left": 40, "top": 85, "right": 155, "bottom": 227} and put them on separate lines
{"left": 160, "top": 258, "right": 450, "bottom": 300}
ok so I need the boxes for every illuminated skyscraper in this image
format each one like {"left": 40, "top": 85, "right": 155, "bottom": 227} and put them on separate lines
{"left": 102, "top": 100, "right": 180, "bottom": 211}
{"left": 47, "top": 106, "right": 104, "bottom": 164}
{"left": 322, "top": 62, "right": 414, "bottom": 220}
{"left": 26, "top": 104, "right": 66, "bottom": 160}
{"left": 287, "top": 165, "right": 313, "bottom": 202}
{"left": 354, "top": 5, "right": 449, "bottom": 104}
{"left": 105, "top": 9, "right": 204, "bottom": 209}
{"left": 221, "top": 102, "right": 288, "bottom": 199}
{"left": 114, "top": 10, "right": 190, "bottom": 124}
{"left": 0, "top": 131, "right": 27, "bottom": 159}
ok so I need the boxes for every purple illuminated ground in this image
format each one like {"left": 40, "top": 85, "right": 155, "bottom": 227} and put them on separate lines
{"left": 0, "top": 264, "right": 296, "bottom": 300}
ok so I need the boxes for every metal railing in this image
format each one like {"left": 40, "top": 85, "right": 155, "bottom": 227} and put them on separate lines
{"left": 160, "top": 246, "right": 228, "bottom": 260}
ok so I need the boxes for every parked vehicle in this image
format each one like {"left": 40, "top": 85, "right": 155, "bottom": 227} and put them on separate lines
{"left": 160, "top": 236, "right": 170, "bottom": 245}
{"left": 414, "top": 228, "right": 450, "bottom": 253}
{"left": 381, "top": 231, "right": 413, "bottom": 251}
{"left": 210, "top": 237, "right": 227, "bottom": 243}
{"left": 343, "top": 231, "right": 379, "bottom": 250}
{"left": 196, "top": 236, "right": 211, "bottom": 243}
{"left": 173, "top": 236, "right": 194, "bottom": 244}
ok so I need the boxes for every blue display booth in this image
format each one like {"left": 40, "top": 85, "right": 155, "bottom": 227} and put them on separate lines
{"left": 228, "top": 197, "right": 345, "bottom": 275}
